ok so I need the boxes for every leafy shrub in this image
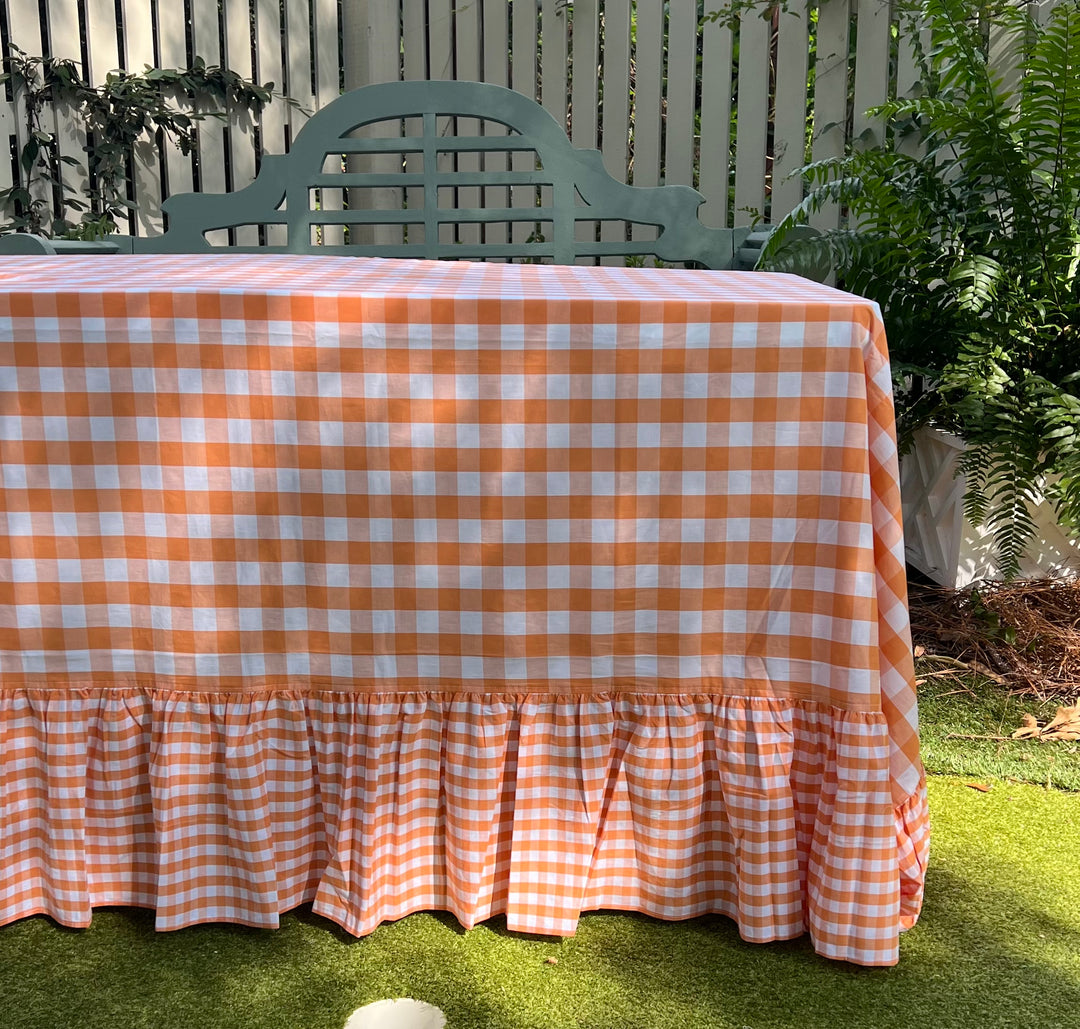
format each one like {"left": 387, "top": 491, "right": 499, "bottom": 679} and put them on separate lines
{"left": 0, "top": 47, "right": 293, "bottom": 239}
{"left": 763, "top": 0, "right": 1080, "bottom": 578}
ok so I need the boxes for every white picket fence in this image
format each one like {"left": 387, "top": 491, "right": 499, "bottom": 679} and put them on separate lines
{"left": 0, "top": 0, "right": 954, "bottom": 242}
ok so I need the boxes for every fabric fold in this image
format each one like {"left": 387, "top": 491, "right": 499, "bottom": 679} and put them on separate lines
{"left": 896, "top": 769, "right": 930, "bottom": 931}
{"left": 0, "top": 687, "right": 926, "bottom": 966}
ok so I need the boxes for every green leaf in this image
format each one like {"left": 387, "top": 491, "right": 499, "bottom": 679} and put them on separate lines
{"left": 19, "top": 138, "right": 39, "bottom": 174}
{"left": 948, "top": 255, "right": 1004, "bottom": 313}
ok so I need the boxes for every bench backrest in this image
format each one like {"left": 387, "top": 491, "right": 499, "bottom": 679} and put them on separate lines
{"left": 0, "top": 80, "right": 820, "bottom": 272}
{"left": 143, "top": 79, "right": 752, "bottom": 266}
{"left": 0, "top": 81, "right": 825, "bottom": 273}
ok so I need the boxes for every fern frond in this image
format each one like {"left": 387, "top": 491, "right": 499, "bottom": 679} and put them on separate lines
{"left": 771, "top": 0, "right": 1080, "bottom": 576}
{"left": 947, "top": 255, "right": 1003, "bottom": 314}
{"left": 1017, "top": 2, "right": 1080, "bottom": 269}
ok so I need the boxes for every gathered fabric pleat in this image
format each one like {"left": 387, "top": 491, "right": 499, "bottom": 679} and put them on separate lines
{"left": 0, "top": 688, "right": 926, "bottom": 966}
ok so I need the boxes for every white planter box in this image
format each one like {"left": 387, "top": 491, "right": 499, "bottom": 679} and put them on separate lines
{"left": 900, "top": 426, "right": 1080, "bottom": 588}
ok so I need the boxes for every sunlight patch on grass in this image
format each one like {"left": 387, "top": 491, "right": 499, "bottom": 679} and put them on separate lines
{"left": 918, "top": 680, "right": 1080, "bottom": 790}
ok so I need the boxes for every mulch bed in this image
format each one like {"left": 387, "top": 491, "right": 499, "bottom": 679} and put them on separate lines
{"left": 907, "top": 577, "right": 1080, "bottom": 699}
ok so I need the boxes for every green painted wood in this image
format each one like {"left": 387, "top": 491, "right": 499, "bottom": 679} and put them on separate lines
{"left": 0, "top": 235, "right": 130, "bottom": 254}
{"left": 136, "top": 79, "right": 744, "bottom": 268}
{"left": 0, "top": 80, "right": 825, "bottom": 276}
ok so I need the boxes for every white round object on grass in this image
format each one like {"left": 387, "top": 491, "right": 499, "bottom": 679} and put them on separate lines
{"left": 343, "top": 999, "right": 447, "bottom": 1029}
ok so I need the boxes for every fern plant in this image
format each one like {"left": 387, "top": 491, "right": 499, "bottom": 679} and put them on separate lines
{"left": 762, "top": 0, "right": 1080, "bottom": 578}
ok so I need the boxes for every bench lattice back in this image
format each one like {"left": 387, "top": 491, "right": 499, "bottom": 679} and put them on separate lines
{"left": 144, "top": 80, "right": 749, "bottom": 268}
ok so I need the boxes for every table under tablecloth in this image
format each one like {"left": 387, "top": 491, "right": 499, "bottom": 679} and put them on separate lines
{"left": 0, "top": 254, "right": 927, "bottom": 965}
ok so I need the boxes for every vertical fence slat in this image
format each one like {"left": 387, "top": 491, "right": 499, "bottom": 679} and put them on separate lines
{"left": 457, "top": 3, "right": 482, "bottom": 83}
{"left": 401, "top": 0, "right": 427, "bottom": 249}
{"left": 4, "top": 1, "right": 42, "bottom": 84}
{"left": 255, "top": 0, "right": 288, "bottom": 149}
{"left": 895, "top": 13, "right": 930, "bottom": 158}
{"left": 511, "top": 0, "right": 539, "bottom": 98}
{"left": 698, "top": 14, "right": 733, "bottom": 229}
{"left": 772, "top": 3, "right": 811, "bottom": 220}
{"left": 600, "top": 0, "right": 630, "bottom": 180}
{"left": 191, "top": 0, "right": 228, "bottom": 245}
{"left": 286, "top": 0, "right": 314, "bottom": 134}
{"left": 599, "top": 0, "right": 631, "bottom": 258}
{"left": 455, "top": 1, "right": 483, "bottom": 247}
{"left": 284, "top": 0, "right": 316, "bottom": 244}
{"left": 511, "top": 0, "right": 540, "bottom": 247}
{"left": 988, "top": 4, "right": 1031, "bottom": 99}
{"left": 121, "top": 0, "right": 155, "bottom": 71}
{"left": 314, "top": 0, "right": 341, "bottom": 108}
{"left": 852, "top": 0, "right": 891, "bottom": 148}
{"left": 631, "top": 0, "right": 663, "bottom": 247}
{"left": 120, "top": 0, "right": 164, "bottom": 236}
{"left": 157, "top": 0, "right": 195, "bottom": 203}
{"left": 850, "top": 3, "right": 890, "bottom": 246}
{"left": 663, "top": 1, "right": 697, "bottom": 189}
{"left": 256, "top": 0, "right": 288, "bottom": 243}
{"left": 222, "top": 0, "right": 258, "bottom": 245}
{"left": 0, "top": 89, "right": 13, "bottom": 194}
{"left": 343, "top": 1, "right": 402, "bottom": 247}
{"left": 895, "top": 16, "right": 922, "bottom": 101}
{"left": 1034, "top": 0, "right": 1056, "bottom": 25}
{"left": 541, "top": 0, "right": 570, "bottom": 255}
{"left": 733, "top": 12, "right": 769, "bottom": 226}
{"left": 342, "top": 0, "right": 403, "bottom": 89}
{"left": 482, "top": 0, "right": 510, "bottom": 86}
{"left": 0, "top": 0, "right": 19, "bottom": 182}
{"left": 428, "top": 0, "right": 454, "bottom": 251}
{"left": 428, "top": 0, "right": 454, "bottom": 81}
{"left": 482, "top": 0, "right": 511, "bottom": 247}
{"left": 570, "top": 0, "right": 599, "bottom": 148}
{"left": 631, "top": 1, "right": 662, "bottom": 188}
{"left": 4, "top": 0, "right": 47, "bottom": 221}
{"left": 0, "top": 45, "right": 12, "bottom": 190}
{"left": 540, "top": 0, "right": 568, "bottom": 125}
{"left": 571, "top": 0, "right": 600, "bottom": 253}
{"left": 83, "top": 0, "right": 122, "bottom": 230}
{"left": 314, "top": 0, "right": 342, "bottom": 243}
{"left": 42, "top": 0, "right": 90, "bottom": 235}
{"left": 255, "top": 0, "right": 288, "bottom": 154}
{"left": 5, "top": 0, "right": 42, "bottom": 53}
{"left": 343, "top": 1, "right": 401, "bottom": 89}
{"left": 84, "top": 0, "right": 120, "bottom": 80}
{"left": 402, "top": 0, "right": 426, "bottom": 78}
{"left": 810, "top": 0, "right": 851, "bottom": 232}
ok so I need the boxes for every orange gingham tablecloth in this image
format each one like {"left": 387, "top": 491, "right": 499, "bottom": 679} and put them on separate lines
{"left": 0, "top": 255, "right": 927, "bottom": 965}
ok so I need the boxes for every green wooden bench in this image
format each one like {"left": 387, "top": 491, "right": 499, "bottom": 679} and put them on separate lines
{"left": 0, "top": 79, "right": 819, "bottom": 274}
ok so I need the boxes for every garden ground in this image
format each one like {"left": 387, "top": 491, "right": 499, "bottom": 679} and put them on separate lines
{"left": 1, "top": 668, "right": 1077, "bottom": 1029}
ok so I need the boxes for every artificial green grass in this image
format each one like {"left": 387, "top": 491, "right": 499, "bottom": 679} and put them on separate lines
{"left": 1, "top": 776, "right": 1078, "bottom": 1029}
{"left": 918, "top": 679, "right": 1080, "bottom": 790}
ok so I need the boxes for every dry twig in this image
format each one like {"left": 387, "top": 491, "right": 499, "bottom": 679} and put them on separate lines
{"left": 909, "top": 578, "right": 1080, "bottom": 698}
{"left": 945, "top": 732, "right": 1011, "bottom": 742}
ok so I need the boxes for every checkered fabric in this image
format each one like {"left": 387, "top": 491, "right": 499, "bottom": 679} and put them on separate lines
{"left": 0, "top": 255, "right": 927, "bottom": 965}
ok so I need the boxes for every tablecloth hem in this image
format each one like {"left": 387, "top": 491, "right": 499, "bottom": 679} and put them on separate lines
{"left": 1, "top": 687, "right": 924, "bottom": 966}
{"left": 896, "top": 768, "right": 930, "bottom": 931}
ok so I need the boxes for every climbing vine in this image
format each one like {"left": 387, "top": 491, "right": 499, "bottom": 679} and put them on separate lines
{"left": 0, "top": 46, "right": 296, "bottom": 239}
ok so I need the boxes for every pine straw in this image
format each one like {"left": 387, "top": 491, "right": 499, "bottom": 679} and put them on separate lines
{"left": 908, "top": 577, "right": 1080, "bottom": 699}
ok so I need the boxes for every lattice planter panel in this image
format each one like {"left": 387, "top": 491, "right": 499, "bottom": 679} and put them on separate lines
{"left": 900, "top": 427, "right": 1080, "bottom": 588}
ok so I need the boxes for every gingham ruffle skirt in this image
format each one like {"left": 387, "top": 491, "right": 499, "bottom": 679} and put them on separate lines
{"left": 1, "top": 689, "right": 928, "bottom": 966}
